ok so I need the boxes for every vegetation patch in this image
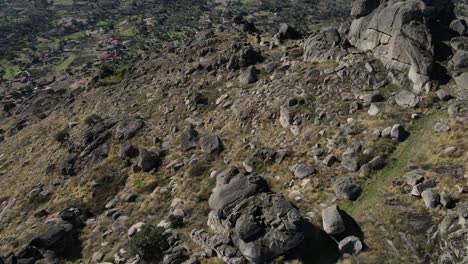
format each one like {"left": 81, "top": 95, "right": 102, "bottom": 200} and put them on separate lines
{"left": 97, "top": 63, "right": 128, "bottom": 86}
{"left": 128, "top": 224, "right": 168, "bottom": 262}
{"left": 340, "top": 109, "right": 446, "bottom": 213}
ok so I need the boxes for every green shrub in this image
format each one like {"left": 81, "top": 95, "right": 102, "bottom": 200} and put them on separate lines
{"left": 97, "top": 63, "right": 128, "bottom": 86}
{"left": 128, "top": 224, "right": 168, "bottom": 262}
{"left": 54, "top": 129, "right": 70, "bottom": 142}
{"left": 169, "top": 215, "right": 184, "bottom": 228}
{"left": 83, "top": 114, "right": 101, "bottom": 126}
{"left": 188, "top": 160, "right": 211, "bottom": 177}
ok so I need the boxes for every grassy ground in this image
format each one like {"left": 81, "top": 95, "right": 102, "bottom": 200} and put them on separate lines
{"left": 54, "top": 54, "right": 77, "bottom": 75}
{"left": 340, "top": 108, "right": 447, "bottom": 214}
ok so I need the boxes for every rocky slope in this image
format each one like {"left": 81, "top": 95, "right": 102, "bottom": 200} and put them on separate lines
{"left": 0, "top": 0, "right": 467, "bottom": 264}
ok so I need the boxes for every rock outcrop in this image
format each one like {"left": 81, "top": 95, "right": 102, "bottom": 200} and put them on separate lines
{"left": 191, "top": 168, "right": 304, "bottom": 263}
{"left": 3, "top": 208, "right": 83, "bottom": 263}
{"left": 304, "top": 28, "right": 348, "bottom": 63}
{"left": 348, "top": 0, "right": 455, "bottom": 93}
{"left": 430, "top": 209, "right": 468, "bottom": 263}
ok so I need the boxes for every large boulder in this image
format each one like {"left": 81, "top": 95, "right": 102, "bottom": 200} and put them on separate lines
{"left": 199, "top": 135, "right": 222, "bottom": 154}
{"left": 277, "top": 23, "right": 302, "bottom": 40}
{"left": 180, "top": 126, "right": 198, "bottom": 152}
{"left": 208, "top": 172, "right": 268, "bottom": 215}
{"left": 59, "top": 154, "right": 76, "bottom": 176}
{"left": 333, "top": 177, "right": 362, "bottom": 201}
{"left": 137, "top": 149, "right": 161, "bottom": 172}
{"left": 348, "top": 0, "right": 455, "bottom": 93}
{"left": 395, "top": 90, "right": 420, "bottom": 108}
{"left": 239, "top": 66, "right": 258, "bottom": 84}
{"left": 114, "top": 118, "right": 145, "bottom": 140}
{"left": 119, "top": 142, "right": 138, "bottom": 159}
{"left": 29, "top": 208, "right": 82, "bottom": 258}
{"left": 322, "top": 205, "right": 345, "bottom": 235}
{"left": 227, "top": 43, "right": 263, "bottom": 71}
{"left": 30, "top": 224, "right": 74, "bottom": 249}
{"left": 193, "top": 170, "right": 304, "bottom": 263}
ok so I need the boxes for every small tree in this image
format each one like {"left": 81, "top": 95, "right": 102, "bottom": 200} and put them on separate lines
{"left": 128, "top": 224, "right": 168, "bottom": 263}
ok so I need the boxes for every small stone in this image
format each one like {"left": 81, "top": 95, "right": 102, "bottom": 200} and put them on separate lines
{"left": 290, "top": 125, "right": 301, "bottom": 136}
{"left": 172, "top": 208, "right": 185, "bottom": 217}
{"left": 362, "top": 92, "right": 384, "bottom": 104}
{"left": 436, "top": 89, "right": 453, "bottom": 101}
{"left": 339, "top": 236, "right": 363, "bottom": 255}
{"left": 367, "top": 156, "right": 385, "bottom": 170}
{"left": 279, "top": 106, "right": 293, "bottom": 128}
{"left": 391, "top": 124, "right": 409, "bottom": 142}
{"left": 124, "top": 194, "right": 138, "bottom": 203}
{"left": 128, "top": 222, "right": 145, "bottom": 237}
{"left": 243, "top": 158, "right": 255, "bottom": 173}
{"left": 322, "top": 154, "right": 338, "bottom": 167}
{"left": 372, "top": 129, "right": 381, "bottom": 137}
{"left": 411, "top": 180, "right": 436, "bottom": 197}
{"left": 381, "top": 127, "right": 392, "bottom": 138}
{"left": 342, "top": 154, "right": 360, "bottom": 172}
{"left": 440, "top": 192, "right": 454, "bottom": 209}
{"left": 421, "top": 189, "right": 440, "bottom": 208}
{"left": 434, "top": 122, "right": 451, "bottom": 133}
{"left": 404, "top": 170, "right": 424, "bottom": 186}
{"left": 368, "top": 103, "right": 383, "bottom": 116}
{"left": 112, "top": 215, "right": 129, "bottom": 232}
{"left": 34, "top": 209, "right": 50, "bottom": 218}
{"left": 442, "top": 146, "right": 457, "bottom": 155}
{"left": 288, "top": 190, "right": 302, "bottom": 201}
{"left": 450, "top": 19, "right": 468, "bottom": 36}
{"left": 359, "top": 163, "right": 371, "bottom": 178}
{"left": 293, "top": 164, "right": 315, "bottom": 178}
{"left": 105, "top": 197, "right": 118, "bottom": 209}
{"left": 239, "top": 66, "right": 258, "bottom": 84}
{"left": 457, "top": 202, "right": 468, "bottom": 219}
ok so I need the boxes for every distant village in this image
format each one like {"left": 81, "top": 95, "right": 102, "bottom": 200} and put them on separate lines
{"left": 1, "top": 36, "right": 145, "bottom": 107}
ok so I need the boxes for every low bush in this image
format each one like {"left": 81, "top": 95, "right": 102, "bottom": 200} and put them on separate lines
{"left": 128, "top": 224, "right": 168, "bottom": 262}
{"left": 54, "top": 129, "right": 70, "bottom": 142}
{"left": 83, "top": 114, "right": 101, "bottom": 126}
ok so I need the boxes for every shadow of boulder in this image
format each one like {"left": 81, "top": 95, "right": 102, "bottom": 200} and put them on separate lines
{"left": 288, "top": 220, "right": 340, "bottom": 264}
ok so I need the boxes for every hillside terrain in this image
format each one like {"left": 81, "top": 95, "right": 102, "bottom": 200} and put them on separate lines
{"left": 0, "top": 1, "right": 467, "bottom": 264}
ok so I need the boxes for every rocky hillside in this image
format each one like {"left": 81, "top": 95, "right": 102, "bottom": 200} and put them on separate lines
{"left": 0, "top": 0, "right": 467, "bottom": 264}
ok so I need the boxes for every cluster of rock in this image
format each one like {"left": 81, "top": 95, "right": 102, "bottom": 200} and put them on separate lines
{"left": 180, "top": 126, "right": 223, "bottom": 155}
{"left": 321, "top": 205, "right": 363, "bottom": 255}
{"left": 403, "top": 170, "right": 455, "bottom": 209}
{"left": 190, "top": 167, "right": 305, "bottom": 263}
{"left": 430, "top": 202, "right": 468, "bottom": 263}
{"left": 58, "top": 117, "right": 146, "bottom": 177}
